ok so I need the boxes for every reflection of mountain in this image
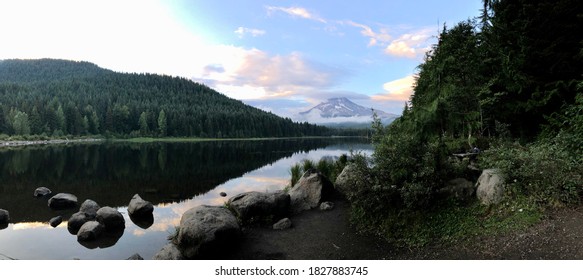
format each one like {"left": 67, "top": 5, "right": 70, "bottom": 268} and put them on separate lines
{"left": 0, "top": 138, "right": 367, "bottom": 223}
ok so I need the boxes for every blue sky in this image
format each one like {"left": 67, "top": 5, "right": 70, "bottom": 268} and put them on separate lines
{"left": 0, "top": 0, "right": 483, "bottom": 117}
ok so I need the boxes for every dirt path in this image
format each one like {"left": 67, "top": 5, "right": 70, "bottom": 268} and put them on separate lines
{"left": 403, "top": 206, "right": 583, "bottom": 260}
{"left": 226, "top": 197, "right": 393, "bottom": 260}
{"left": 225, "top": 197, "right": 583, "bottom": 260}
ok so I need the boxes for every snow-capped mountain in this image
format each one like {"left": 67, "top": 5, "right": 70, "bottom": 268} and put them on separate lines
{"left": 300, "top": 97, "right": 374, "bottom": 118}
{"left": 298, "top": 97, "right": 398, "bottom": 126}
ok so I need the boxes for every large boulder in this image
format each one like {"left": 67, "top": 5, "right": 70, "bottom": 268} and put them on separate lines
{"left": 77, "top": 221, "right": 104, "bottom": 242}
{"left": 334, "top": 163, "right": 371, "bottom": 198}
{"left": 67, "top": 212, "right": 91, "bottom": 235}
{"left": 96, "top": 207, "right": 125, "bottom": 230}
{"left": 288, "top": 169, "right": 335, "bottom": 214}
{"left": 153, "top": 243, "right": 184, "bottom": 260}
{"left": 476, "top": 169, "right": 505, "bottom": 205}
{"left": 48, "top": 193, "right": 78, "bottom": 209}
{"left": 128, "top": 194, "right": 154, "bottom": 217}
{"left": 128, "top": 194, "right": 154, "bottom": 229}
{"left": 0, "top": 209, "right": 9, "bottom": 226}
{"left": 439, "top": 178, "right": 476, "bottom": 202}
{"left": 227, "top": 191, "right": 290, "bottom": 223}
{"left": 33, "top": 187, "right": 52, "bottom": 197}
{"left": 176, "top": 205, "right": 240, "bottom": 259}
{"left": 79, "top": 199, "right": 100, "bottom": 219}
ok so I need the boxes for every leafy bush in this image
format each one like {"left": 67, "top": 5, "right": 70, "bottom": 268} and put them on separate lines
{"left": 479, "top": 138, "right": 583, "bottom": 206}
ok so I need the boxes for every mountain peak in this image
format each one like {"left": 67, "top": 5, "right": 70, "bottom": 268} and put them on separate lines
{"left": 327, "top": 97, "right": 351, "bottom": 102}
{"left": 300, "top": 97, "right": 395, "bottom": 120}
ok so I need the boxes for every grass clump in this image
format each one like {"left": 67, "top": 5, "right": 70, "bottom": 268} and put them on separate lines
{"left": 287, "top": 154, "right": 349, "bottom": 190}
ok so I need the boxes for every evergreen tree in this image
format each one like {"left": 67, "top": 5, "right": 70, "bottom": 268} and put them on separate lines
{"left": 139, "top": 111, "right": 149, "bottom": 136}
{"left": 56, "top": 105, "right": 66, "bottom": 135}
{"left": 13, "top": 111, "right": 30, "bottom": 135}
{"left": 157, "top": 109, "right": 167, "bottom": 137}
{"left": 29, "top": 106, "right": 43, "bottom": 135}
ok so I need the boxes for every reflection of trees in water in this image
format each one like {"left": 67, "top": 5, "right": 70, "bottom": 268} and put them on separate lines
{"left": 8, "top": 149, "right": 30, "bottom": 175}
{"left": 0, "top": 138, "right": 368, "bottom": 223}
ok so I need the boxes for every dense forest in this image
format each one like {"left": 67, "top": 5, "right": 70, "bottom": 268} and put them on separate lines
{"left": 346, "top": 0, "right": 583, "bottom": 245}
{"left": 0, "top": 59, "right": 345, "bottom": 138}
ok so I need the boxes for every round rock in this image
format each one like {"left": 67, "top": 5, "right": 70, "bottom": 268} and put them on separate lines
{"left": 273, "top": 218, "right": 292, "bottom": 230}
{"left": 77, "top": 221, "right": 105, "bottom": 242}
{"left": 48, "top": 193, "right": 78, "bottom": 210}
{"left": 68, "top": 212, "right": 90, "bottom": 235}
{"left": 33, "top": 187, "right": 52, "bottom": 197}
{"left": 79, "top": 199, "right": 101, "bottom": 219}
{"left": 177, "top": 205, "right": 240, "bottom": 259}
{"left": 96, "top": 207, "right": 125, "bottom": 230}
{"left": 128, "top": 194, "right": 154, "bottom": 217}
{"left": 49, "top": 216, "right": 63, "bottom": 228}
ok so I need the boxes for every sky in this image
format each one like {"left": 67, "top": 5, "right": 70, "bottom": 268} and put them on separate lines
{"left": 0, "top": 0, "right": 483, "bottom": 118}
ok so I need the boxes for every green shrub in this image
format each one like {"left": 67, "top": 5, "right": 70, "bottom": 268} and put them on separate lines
{"left": 479, "top": 138, "right": 583, "bottom": 206}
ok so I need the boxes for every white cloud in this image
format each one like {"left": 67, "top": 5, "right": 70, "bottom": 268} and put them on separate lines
{"left": 385, "top": 29, "right": 434, "bottom": 58}
{"left": 266, "top": 6, "right": 326, "bottom": 23}
{"left": 372, "top": 75, "right": 416, "bottom": 102}
{"left": 235, "top": 27, "right": 266, "bottom": 38}
{"left": 342, "top": 21, "right": 434, "bottom": 60}
{"left": 343, "top": 21, "right": 392, "bottom": 47}
{"left": 199, "top": 49, "right": 346, "bottom": 100}
{"left": 296, "top": 109, "right": 376, "bottom": 124}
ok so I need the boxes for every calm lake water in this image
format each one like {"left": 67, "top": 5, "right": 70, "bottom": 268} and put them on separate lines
{"left": 0, "top": 138, "right": 371, "bottom": 260}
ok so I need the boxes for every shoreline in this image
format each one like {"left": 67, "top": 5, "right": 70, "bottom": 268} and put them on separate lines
{"left": 116, "top": 135, "right": 368, "bottom": 144}
{"left": 0, "top": 135, "right": 369, "bottom": 148}
{"left": 0, "top": 138, "right": 105, "bottom": 148}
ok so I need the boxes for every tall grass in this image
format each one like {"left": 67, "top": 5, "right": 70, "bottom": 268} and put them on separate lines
{"left": 288, "top": 155, "right": 349, "bottom": 189}
{"left": 289, "top": 163, "right": 302, "bottom": 188}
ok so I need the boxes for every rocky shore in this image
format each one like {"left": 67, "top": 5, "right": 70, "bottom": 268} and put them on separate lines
{"left": 0, "top": 161, "right": 513, "bottom": 260}
{"left": 153, "top": 168, "right": 336, "bottom": 260}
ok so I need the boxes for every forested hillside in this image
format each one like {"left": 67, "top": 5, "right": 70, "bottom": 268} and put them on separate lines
{"left": 346, "top": 0, "right": 583, "bottom": 245}
{"left": 0, "top": 59, "right": 331, "bottom": 138}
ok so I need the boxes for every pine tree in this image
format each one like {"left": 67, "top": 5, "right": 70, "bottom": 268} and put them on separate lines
{"left": 13, "top": 111, "right": 31, "bottom": 135}
{"left": 139, "top": 111, "right": 149, "bottom": 136}
{"left": 157, "top": 109, "right": 167, "bottom": 137}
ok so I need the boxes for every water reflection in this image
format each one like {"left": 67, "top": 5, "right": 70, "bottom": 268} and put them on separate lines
{"left": 0, "top": 138, "right": 371, "bottom": 259}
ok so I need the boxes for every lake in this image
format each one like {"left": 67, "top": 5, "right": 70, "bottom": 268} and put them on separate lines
{"left": 0, "top": 137, "right": 371, "bottom": 260}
